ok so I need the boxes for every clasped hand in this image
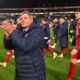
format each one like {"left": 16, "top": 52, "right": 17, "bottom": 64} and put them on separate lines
{"left": 0, "top": 20, "right": 15, "bottom": 39}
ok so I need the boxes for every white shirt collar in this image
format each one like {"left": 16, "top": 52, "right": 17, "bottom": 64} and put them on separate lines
{"left": 23, "top": 27, "right": 29, "bottom": 32}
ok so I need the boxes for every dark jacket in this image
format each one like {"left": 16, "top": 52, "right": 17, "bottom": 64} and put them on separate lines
{"left": 3, "top": 22, "right": 46, "bottom": 80}
{"left": 42, "top": 23, "right": 50, "bottom": 48}
{"left": 58, "top": 22, "right": 68, "bottom": 48}
{"left": 69, "top": 21, "right": 76, "bottom": 37}
{"left": 53, "top": 22, "right": 59, "bottom": 39}
{"left": 69, "top": 21, "right": 76, "bottom": 46}
{"left": 43, "top": 23, "right": 50, "bottom": 39}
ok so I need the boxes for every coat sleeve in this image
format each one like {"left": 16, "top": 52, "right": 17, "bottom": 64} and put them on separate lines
{"left": 3, "top": 35, "right": 15, "bottom": 50}
{"left": 10, "top": 27, "right": 44, "bottom": 52}
{"left": 46, "top": 24, "right": 50, "bottom": 39}
{"left": 59, "top": 24, "right": 68, "bottom": 38}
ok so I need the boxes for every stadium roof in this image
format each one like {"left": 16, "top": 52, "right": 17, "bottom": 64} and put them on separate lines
{"left": 0, "top": 0, "right": 80, "bottom": 8}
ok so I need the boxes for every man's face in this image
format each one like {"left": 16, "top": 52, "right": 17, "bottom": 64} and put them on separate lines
{"left": 75, "top": 11, "right": 80, "bottom": 20}
{"left": 59, "top": 18, "right": 65, "bottom": 24}
{"left": 19, "top": 13, "right": 33, "bottom": 28}
{"left": 41, "top": 20, "right": 46, "bottom": 24}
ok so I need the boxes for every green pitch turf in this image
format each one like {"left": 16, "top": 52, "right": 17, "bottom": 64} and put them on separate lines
{"left": 0, "top": 28, "right": 80, "bottom": 80}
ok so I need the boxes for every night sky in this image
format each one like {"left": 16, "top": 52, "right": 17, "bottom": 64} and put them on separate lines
{"left": 0, "top": 0, "right": 80, "bottom": 8}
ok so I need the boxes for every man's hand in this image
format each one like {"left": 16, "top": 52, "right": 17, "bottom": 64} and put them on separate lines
{"left": 71, "top": 48, "right": 78, "bottom": 55}
{"left": 0, "top": 20, "right": 15, "bottom": 34}
{"left": 47, "top": 40, "right": 52, "bottom": 45}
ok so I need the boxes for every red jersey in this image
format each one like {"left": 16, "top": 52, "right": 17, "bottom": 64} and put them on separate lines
{"left": 75, "top": 23, "right": 80, "bottom": 50}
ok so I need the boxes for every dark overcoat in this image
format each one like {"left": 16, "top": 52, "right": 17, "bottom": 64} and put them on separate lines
{"left": 53, "top": 22, "right": 59, "bottom": 39}
{"left": 58, "top": 22, "right": 68, "bottom": 48}
{"left": 3, "top": 22, "right": 46, "bottom": 80}
{"left": 42, "top": 23, "right": 50, "bottom": 48}
{"left": 53, "top": 22, "right": 59, "bottom": 43}
{"left": 69, "top": 21, "right": 76, "bottom": 46}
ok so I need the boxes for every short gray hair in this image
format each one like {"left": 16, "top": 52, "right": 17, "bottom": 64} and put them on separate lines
{"left": 19, "top": 11, "right": 32, "bottom": 18}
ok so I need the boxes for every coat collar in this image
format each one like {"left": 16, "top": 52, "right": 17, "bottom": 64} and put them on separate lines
{"left": 17, "top": 21, "right": 37, "bottom": 33}
{"left": 24, "top": 22, "right": 38, "bottom": 33}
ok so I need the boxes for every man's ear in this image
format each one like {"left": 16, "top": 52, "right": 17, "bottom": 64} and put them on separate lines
{"left": 31, "top": 15, "right": 33, "bottom": 19}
